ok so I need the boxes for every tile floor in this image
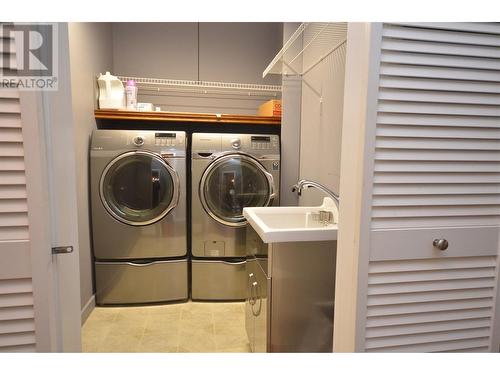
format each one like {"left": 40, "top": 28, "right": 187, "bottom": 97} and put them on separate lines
{"left": 82, "top": 301, "right": 251, "bottom": 353}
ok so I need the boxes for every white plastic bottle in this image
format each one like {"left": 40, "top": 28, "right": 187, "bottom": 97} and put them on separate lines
{"left": 125, "top": 80, "right": 138, "bottom": 110}
{"left": 97, "top": 72, "right": 125, "bottom": 109}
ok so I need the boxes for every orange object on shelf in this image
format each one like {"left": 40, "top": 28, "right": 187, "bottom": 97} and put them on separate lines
{"left": 258, "top": 100, "right": 282, "bottom": 117}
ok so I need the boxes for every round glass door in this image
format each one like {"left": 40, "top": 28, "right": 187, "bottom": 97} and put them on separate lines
{"left": 200, "top": 154, "right": 273, "bottom": 227}
{"left": 100, "top": 151, "right": 178, "bottom": 226}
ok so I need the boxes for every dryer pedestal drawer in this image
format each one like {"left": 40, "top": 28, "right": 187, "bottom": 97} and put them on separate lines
{"left": 191, "top": 259, "right": 246, "bottom": 301}
{"left": 95, "top": 259, "right": 188, "bottom": 305}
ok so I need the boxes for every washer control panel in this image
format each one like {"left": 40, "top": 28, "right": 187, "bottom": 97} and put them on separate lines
{"left": 154, "top": 132, "right": 177, "bottom": 147}
{"left": 251, "top": 135, "right": 278, "bottom": 150}
{"left": 91, "top": 130, "right": 186, "bottom": 153}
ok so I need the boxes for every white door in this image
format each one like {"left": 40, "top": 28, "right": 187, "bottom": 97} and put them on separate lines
{"left": 337, "top": 22, "right": 500, "bottom": 353}
{"left": 0, "top": 23, "right": 81, "bottom": 352}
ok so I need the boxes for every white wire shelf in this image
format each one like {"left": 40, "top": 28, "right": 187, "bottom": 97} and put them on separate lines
{"left": 116, "top": 75, "right": 282, "bottom": 98}
{"left": 262, "top": 22, "right": 347, "bottom": 78}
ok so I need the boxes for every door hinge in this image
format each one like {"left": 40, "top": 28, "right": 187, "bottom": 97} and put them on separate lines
{"left": 52, "top": 246, "right": 74, "bottom": 254}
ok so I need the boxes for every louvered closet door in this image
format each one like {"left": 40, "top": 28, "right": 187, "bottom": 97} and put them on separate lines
{"left": 0, "top": 29, "right": 36, "bottom": 352}
{"left": 363, "top": 23, "right": 500, "bottom": 353}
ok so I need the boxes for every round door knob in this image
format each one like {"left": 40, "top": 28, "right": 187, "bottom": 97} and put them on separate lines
{"left": 433, "top": 239, "right": 449, "bottom": 251}
{"left": 133, "top": 136, "right": 144, "bottom": 146}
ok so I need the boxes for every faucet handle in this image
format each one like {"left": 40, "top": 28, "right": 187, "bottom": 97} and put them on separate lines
{"left": 291, "top": 184, "right": 301, "bottom": 196}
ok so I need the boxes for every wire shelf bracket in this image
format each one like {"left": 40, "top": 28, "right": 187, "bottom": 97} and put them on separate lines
{"left": 263, "top": 22, "right": 347, "bottom": 78}
{"left": 262, "top": 22, "right": 347, "bottom": 101}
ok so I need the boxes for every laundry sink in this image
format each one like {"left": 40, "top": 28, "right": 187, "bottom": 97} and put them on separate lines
{"left": 243, "top": 197, "right": 338, "bottom": 243}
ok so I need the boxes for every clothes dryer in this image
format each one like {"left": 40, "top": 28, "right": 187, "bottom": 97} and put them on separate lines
{"left": 191, "top": 133, "right": 280, "bottom": 300}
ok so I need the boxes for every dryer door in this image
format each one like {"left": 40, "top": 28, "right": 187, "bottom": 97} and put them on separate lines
{"left": 200, "top": 153, "right": 275, "bottom": 227}
{"left": 100, "top": 150, "right": 179, "bottom": 226}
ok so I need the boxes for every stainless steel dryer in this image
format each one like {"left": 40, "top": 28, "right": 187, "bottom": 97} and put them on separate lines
{"left": 90, "top": 129, "right": 188, "bottom": 305}
{"left": 191, "top": 133, "right": 280, "bottom": 300}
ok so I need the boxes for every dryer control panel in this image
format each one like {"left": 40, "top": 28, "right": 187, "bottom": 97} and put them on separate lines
{"left": 192, "top": 133, "right": 279, "bottom": 154}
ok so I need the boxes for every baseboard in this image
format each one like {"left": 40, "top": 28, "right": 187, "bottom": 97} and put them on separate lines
{"left": 81, "top": 294, "right": 96, "bottom": 325}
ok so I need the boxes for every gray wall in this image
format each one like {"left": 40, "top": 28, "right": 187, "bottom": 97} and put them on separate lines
{"left": 112, "top": 23, "right": 198, "bottom": 79}
{"left": 279, "top": 23, "right": 302, "bottom": 206}
{"left": 198, "top": 23, "right": 282, "bottom": 85}
{"left": 111, "top": 23, "right": 283, "bottom": 115}
{"left": 279, "top": 23, "right": 346, "bottom": 207}
{"left": 298, "top": 25, "right": 346, "bottom": 207}
{"left": 68, "top": 23, "right": 113, "bottom": 313}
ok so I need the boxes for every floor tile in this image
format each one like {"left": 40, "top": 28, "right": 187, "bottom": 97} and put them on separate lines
{"left": 210, "top": 302, "right": 245, "bottom": 314}
{"left": 81, "top": 335, "right": 105, "bottom": 353}
{"left": 82, "top": 301, "right": 249, "bottom": 353}
{"left": 179, "top": 317, "right": 214, "bottom": 336}
{"left": 180, "top": 306, "right": 214, "bottom": 326}
{"left": 215, "top": 343, "right": 251, "bottom": 353}
{"left": 181, "top": 301, "right": 214, "bottom": 315}
{"left": 147, "top": 303, "right": 183, "bottom": 316}
{"left": 144, "top": 314, "right": 181, "bottom": 335}
{"left": 214, "top": 324, "right": 249, "bottom": 351}
{"left": 138, "top": 333, "right": 179, "bottom": 353}
{"left": 99, "top": 332, "right": 142, "bottom": 353}
{"left": 178, "top": 330, "right": 217, "bottom": 353}
{"left": 82, "top": 318, "right": 114, "bottom": 339}
{"left": 87, "top": 308, "right": 118, "bottom": 323}
{"left": 213, "top": 312, "right": 245, "bottom": 327}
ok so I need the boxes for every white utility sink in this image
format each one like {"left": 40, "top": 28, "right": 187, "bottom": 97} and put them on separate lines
{"left": 243, "top": 197, "right": 338, "bottom": 243}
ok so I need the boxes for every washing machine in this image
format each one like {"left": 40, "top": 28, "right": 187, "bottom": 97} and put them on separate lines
{"left": 90, "top": 129, "right": 188, "bottom": 305}
{"left": 191, "top": 133, "right": 280, "bottom": 300}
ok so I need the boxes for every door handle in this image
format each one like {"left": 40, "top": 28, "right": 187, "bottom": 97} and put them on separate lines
{"left": 250, "top": 281, "right": 258, "bottom": 306}
{"left": 222, "top": 260, "right": 247, "bottom": 266}
{"left": 151, "top": 170, "right": 160, "bottom": 207}
{"left": 252, "top": 283, "right": 262, "bottom": 317}
{"left": 433, "top": 238, "right": 449, "bottom": 251}
{"left": 52, "top": 246, "right": 73, "bottom": 254}
{"left": 248, "top": 274, "right": 256, "bottom": 305}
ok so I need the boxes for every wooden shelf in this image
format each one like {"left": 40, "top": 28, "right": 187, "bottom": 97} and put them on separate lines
{"left": 95, "top": 109, "right": 281, "bottom": 125}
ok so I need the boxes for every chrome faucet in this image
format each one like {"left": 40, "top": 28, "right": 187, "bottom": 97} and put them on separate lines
{"left": 291, "top": 179, "right": 340, "bottom": 206}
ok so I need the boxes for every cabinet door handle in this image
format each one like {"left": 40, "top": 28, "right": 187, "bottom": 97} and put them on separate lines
{"left": 250, "top": 281, "right": 258, "bottom": 306}
{"left": 252, "top": 283, "right": 262, "bottom": 317}
{"left": 433, "top": 238, "right": 449, "bottom": 251}
{"left": 247, "top": 274, "right": 256, "bottom": 305}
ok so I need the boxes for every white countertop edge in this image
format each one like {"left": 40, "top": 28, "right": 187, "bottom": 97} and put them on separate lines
{"left": 243, "top": 199, "right": 339, "bottom": 244}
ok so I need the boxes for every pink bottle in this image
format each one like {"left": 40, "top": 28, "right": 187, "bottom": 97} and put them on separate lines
{"left": 125, "top": 80, "right": 138, "bottom": 110}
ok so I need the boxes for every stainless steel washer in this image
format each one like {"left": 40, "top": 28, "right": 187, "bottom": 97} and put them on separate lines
{"left": 191, "top": 133, "right": 280, "bottom": 300}
{"left": 90, "top": 130, "right": 188, "bottom": 305}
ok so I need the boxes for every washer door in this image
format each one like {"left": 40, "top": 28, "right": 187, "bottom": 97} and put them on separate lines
{"left": 100, "top": 150, "right": 179, "bottom": 226}
{"left": 200, "top": 153, "right": 275, "bottom": 227}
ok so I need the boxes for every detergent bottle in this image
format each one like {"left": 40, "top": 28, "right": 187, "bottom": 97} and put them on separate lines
{"left": 97, "top": 72, "right": 125, "bottom": 109}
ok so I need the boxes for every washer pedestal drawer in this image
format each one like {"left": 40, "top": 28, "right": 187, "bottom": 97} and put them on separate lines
{"left": 191, "top": 259, "right": 246, "bottom": 301}
{"left": 95, "top": 259, "right": 188, "bottom": 305}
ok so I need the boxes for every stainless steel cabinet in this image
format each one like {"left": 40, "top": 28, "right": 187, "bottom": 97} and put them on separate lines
{"left": 245, "top": 225, "right": 336, "bottom": 352}
{"left": 245, "top": 259, "right": 257, "bottom": 351}
{"left": 253, "top": 261, "right": 269, "bottom": 353}
{"left": 246, "top": 257, "right": 270, "bottom": 352}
